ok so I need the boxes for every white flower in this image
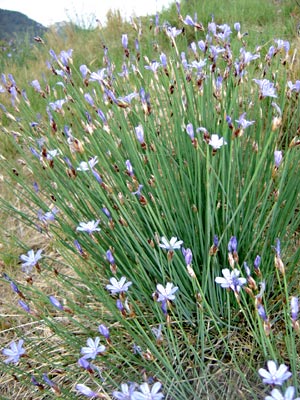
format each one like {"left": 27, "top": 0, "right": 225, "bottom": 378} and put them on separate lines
{"left": 20, "top": 249, "right": 43, "bottom": 273}
{"left": 259, "top": 360, "right": 292, "bottom": 386}
{"left": 159, "top": 236, "right": 183, "bottom": 251}
{"left": 106, "top": 276, "right": 132, "bottom": 294}
{"left": 156, "top": 282, "right": 178, "bottom": 303}
{"left": 76, "top": 220, "right": 100, "bottom": 234}
{"left": 77, "top": 156, "right": 98, "bottom": 171}
{"left": 208, "top": 134, "right": 227, "bottom": 150}
{"left": 215, "top": 268, "right": 246, "bottom": 293}
{"left": 265, "top": 386, "right": 300, "bottom": 400}
{"left": 80, "top": 337, "right": 105, "bottom": 360}
{"left": 132, "top": 382, "right": 164, "bottom": 400}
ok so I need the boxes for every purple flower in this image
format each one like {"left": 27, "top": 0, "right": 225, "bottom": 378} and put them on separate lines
{"left": 152, "top": 324, "right": 163, "bottom": 342}
{"left": 76, "top": 220, "right": 101, "bottom": 235}
{"left": 135, "top": 124, "right": 145, "bottom": 144}
{"left": 18, "top": 300, "right": 31, "bottom": 313}
{"left": 80, "top": 337, "right": 105, "bottom": 360}
{"left": 76, "top": 384, "right": 99, "bottom": 397}
{"left": 79, "top": 64, "right": 89, "bottom": 78}
{"left": 84, "top": 93, "right": 95, "bottom": 107}
{"left": 215, "top": 268, "right": 246, "bottom": 293}
{"left": 257, "top": 304, "right": 268, "bottom": 322}
{"left": 186, "top": 123, "right": 195, "bottom": 140}
{"left": 20, "top": 249, "right": 43, "bottom": 273}
{"left": 274, "top": 150, "right": 283, "bottom": 168}
{"left": 49, "top": 296, "right": 64, "bottom": 310}
{"left": 235, "top": 112, "right": 255, "bottom": 129}
{"left": 145, "top": 61, "right": 160, "bottom": 74}
{"left": 77, "top": 156, "right": 98, "bottom": 172}
{"left": 132, "top": 382, "right": 164, "bottom": 400}
{"left": 106, "top": 250, "right": 115, "bottom": 265}
{"left": 253, "top": 79, "right": 277, "bottom": 98}
{"left": 258, "top": 361, "right": 292, "bottom": 386}
{"left": 159, "top": 236, "right": 183, "bottom": 251}
{"left": 49, "top": 99, "right": 66, "bottom": 111}
{"left": 265, "top": 386, "right": 300, "bottom": 400}
{"left": 2, "top": 339, "right": 25, "bottom": 364}
{"left": 228, "top": 236, "right": 238, "bottom": 252}
{"left": 254, "top": 255, "right": 261, "bottom": 270}
{"left": 291, "top": 297, "right": 299, "bottom": 321}
{"left": 240, "top": 48, "right": 260, "bottom": 64}
{"left": 98, "top": 324, "right": 110, "bottom": 339}
{"left": 122, "top": 34, "right": 128, "bottom": 49}
{"left": 31, "top": 79, "right": 41, "bottom": 92}
{"left": 113, "top": 382, "right": 137, "bottom": 400}
{"left": 125, "top": 159, "right": 134, "bottom": 176}
{"left": 182, "top": 247, "right": 193, "bottom": 266}
{"left": 106, "top": 276, "right": 132, "bottom": 295}
{"left": 166, "top": 26, "right": 182, "bottom": 39}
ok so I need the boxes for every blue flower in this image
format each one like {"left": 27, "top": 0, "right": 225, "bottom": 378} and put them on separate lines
{"left": 2, "top": 339, "right": 25, "bottom": 364}
{"left": 20, "top": 249, "right": 43, "bottom": 273}
{"left": 80, "top": 337, "right": 105, "bottom": 360}
{"left": 259, "top": 360, "right": 292, "bottom": 385}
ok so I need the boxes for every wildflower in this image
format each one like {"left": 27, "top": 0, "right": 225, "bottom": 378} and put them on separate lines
{"left": 291, "top": 297, "right": 299, "bottom": 330}
{"left": 76, "top": 220, "right": 101, "bottom": 235}
{"left": 18, "top": 300, "right": 31, "bottom": 313}
{"left": 152, "top": 324, "right": 163, "bottom": 343}
{"left": 155, "top": 282, "right": 179, "bottom": 303}
{"left": 215, "top": 268, "right": 246, "bottom": 294}
{"left": 113, "top": 382, "right": 136, "bottom": 400}
{"left": 135, "top": 124, "right": 145, "bottom": 144}
{"left": 208, "top": 134, "right": 227, "bottom": 151}
{"left": 234, "top": 112, "right": 255, "bottom": 136}
{"left": 125, "top": 159, "right": 134, "bottom": 176}
{"left": 274, "top": 238, "right": 285, "bottom": 274}
{"left": 80, "top": 337, "right": 105, "bottom": 360}
{"left": 159, "top": 236, "right": 183, "bottom": 251}
{"left": 182, "top": 247, "right": 193, "bottom": 266}
{"left": 106, "top": 276, "right": 132, "bottom": 295}
{"left": 145, "top": 61, "right": 160, "bottom": 74}
{"left": 166, "top": 26, "right": 182, "bottom": 39}
{"left": 132, "top": 382, "right": 164, "bottom": 400}
{"left": 240, "top": 48, "right": 260, "bottom": 64}
{"left": 76, "top": 383, "right": 100, "bottom": 398}
{"left": 20, "top": 249, "right": 43, "bottom": 273}
{"left": 274, "top": 150, "right": 283, "bottom": 168}
{"left": 77, "top": 156, "right": 98, "bottom": 171}
{"left": 49, "top": 296, "right": 64, "bottom": 310}
{"left": 49, "top": 99, "right": 66, "bottom": 112}
{"left": 122, "top": 34, "right": 128, "bottom": 49}
{"left": 98, "top": 324, "right": 110, "bottom": 340}
{"left": 258, "top": 360, "right": 292, "bottom": 386}
{"left": 265, "top": 386, "right": 300, "bottom": 400}
{"left": 253, "top": 79, "right": 277, "bottom": 99}
{"left": 2, "top": 339, "right": 25, "bottom": 364}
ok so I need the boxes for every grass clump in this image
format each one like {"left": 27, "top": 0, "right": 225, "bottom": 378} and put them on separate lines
{"left": 0, "top": 1, "right": 300, "bottom": 399}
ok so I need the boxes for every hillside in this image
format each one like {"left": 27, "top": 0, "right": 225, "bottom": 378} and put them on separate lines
{"left": 0, "top": 9, "right": 47, "bottom": 42}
